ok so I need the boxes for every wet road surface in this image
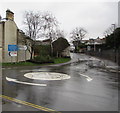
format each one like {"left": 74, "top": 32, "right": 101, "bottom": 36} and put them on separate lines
{"left": 2, "top": 53, "right": 119, "bottom": 111}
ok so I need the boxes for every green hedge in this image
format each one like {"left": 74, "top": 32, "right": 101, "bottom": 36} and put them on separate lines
{"left": 34, "top": 45, "right": 51, "bottom": 56}
{"left": 33, "top": 55, "right": 54, "bottom": 63}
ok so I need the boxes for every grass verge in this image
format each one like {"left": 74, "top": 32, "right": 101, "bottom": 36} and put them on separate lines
{"left": 2, "top": 57, "right": 71, "bottom": 67}
{"left": 54, "top": 57, "right": 71, "bottom": 64}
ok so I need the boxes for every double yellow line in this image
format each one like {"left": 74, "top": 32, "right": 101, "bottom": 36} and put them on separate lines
{"left": 0, "top": 95, "right": 61, "bottom": 113}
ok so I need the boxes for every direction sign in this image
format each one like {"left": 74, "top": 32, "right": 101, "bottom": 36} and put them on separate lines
{"left": 8, "top": 45, "right": 18, "bottom": 51}
{"left": 8, "top": 51, "right": 17, "bottom": 56}
{"left": 18, "top": 45, "right": 27, "bottom": 50}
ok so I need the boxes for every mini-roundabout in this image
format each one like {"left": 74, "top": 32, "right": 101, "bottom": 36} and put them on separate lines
{"left": 24, "top": 72, "right": 71, "bottom": 81}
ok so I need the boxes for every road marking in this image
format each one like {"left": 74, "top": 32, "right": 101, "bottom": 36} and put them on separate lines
{"left": 0, "top": 95, "right": 61, "bottom": 113}
{"left": 79, "top": 73, "right": 93, "bottom": 82}
{"left": 24, "top": 72, "right": 71, "bottom": 81}
{"left": 6, "top": 77, "right": 47, "bottom": 86}
{"left": 109, "top": 69, "right": 120, "bottom": 73}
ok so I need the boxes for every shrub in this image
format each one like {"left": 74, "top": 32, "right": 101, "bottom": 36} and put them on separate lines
{"left": 34, "top": 45, "right": 51, "bottom": 56}
{"left": 33, "top": 55, "right": 54, "bottom": 63}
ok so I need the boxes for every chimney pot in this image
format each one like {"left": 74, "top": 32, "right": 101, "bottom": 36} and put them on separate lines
{"left": 6, "top": 9, "right": 14, "bottom": 21}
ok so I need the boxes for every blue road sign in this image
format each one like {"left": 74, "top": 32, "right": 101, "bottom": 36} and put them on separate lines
{"left": 8, "top": 45, "right": 18, "bottom": 51}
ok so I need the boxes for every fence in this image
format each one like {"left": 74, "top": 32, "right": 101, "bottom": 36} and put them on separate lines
{"left": 86, "top": 49, "right": 120, "bottom": 66}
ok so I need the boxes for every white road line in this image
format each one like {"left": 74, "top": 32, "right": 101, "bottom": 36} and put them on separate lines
{"left": 79, "top": 73, "right": 93, "bottom": 82}
{"left": 109, "top": 69, "right": 120, "bottom": 73}
{"left": 6, "top": 77, "right": 47, "bottom": 86}
{"left": 24, "top": 72, "right": 71, "bottom": 80}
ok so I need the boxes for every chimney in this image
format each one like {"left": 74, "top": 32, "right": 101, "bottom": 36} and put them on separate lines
{"left": 6, "top": 9, "right": 14, "bottom": 21}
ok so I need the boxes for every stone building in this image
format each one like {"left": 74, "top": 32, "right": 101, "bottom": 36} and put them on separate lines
{"left": 52, "top": 37, "right": 70, "bottom": 57}
{"left": 35, "top": 39, "right": 51, "bottom": 46}
{"left": 0, "top": 9, "right": 33, "bottom": 63}
{"left": 85, "top": 37, "right": 106, "bottom": 52}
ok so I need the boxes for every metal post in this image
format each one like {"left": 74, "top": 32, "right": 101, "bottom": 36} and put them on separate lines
{"left": 94, "top": 43, "right": 96, "bottom": 52}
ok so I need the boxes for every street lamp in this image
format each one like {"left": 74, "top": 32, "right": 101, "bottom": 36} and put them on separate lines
{"left": 111, "top": 24, "right": 116, "bottom": 62}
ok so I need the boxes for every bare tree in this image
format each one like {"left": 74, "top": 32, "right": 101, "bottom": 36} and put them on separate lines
{"left": 40, "top": 11, "right": 59, "bottom": 56}
{"left": 70, "top": 27, "right": 87, "bottom": 50}
{"left": 23, "top": 11, "right": 42, "bottom": 59}
{"left": 55, "top": 29, "right": 66, "bottom": 38}
{"left": 23, "top": 11, "right": 42, "bottom": 40}
{"left": 103, "top": 26, "right": 115, "bottom": 37}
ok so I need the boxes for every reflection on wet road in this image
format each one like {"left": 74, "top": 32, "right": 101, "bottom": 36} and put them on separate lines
{"left": 2, "top": 53, "right": 119, "bottom": 111}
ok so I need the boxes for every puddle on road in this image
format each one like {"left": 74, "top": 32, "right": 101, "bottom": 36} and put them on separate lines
{"left": 24, "top": 72, "right": 71, "bottom": 80}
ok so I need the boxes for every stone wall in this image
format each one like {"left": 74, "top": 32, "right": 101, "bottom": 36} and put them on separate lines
{"left": 17, "top": 31, "right": 32, "bottom": 62}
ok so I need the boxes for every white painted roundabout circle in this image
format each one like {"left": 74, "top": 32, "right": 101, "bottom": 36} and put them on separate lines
{"left": 24, "top": 72, "right": 71, "bottom": 80}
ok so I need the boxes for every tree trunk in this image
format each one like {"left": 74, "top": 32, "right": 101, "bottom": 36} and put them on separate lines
{"left": 57, "top": 51, "right": 58, "bottom": 58}
{"left": 30, "top": 52, "right": 33, "bottom": 60}
{"left": 30, "top": 47, "right": 34, "bottom": 60}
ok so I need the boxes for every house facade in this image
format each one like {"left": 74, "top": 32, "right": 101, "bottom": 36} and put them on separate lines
{"left": 0, "top": 10, "right": 32, "bottom": 63}
{"left": 85, "top": 37, "right": 106, "bottom": 52}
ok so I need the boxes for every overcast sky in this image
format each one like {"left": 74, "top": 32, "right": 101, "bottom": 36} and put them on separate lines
{"left": 0, "top": 0, "right": 119, "bottom": 40}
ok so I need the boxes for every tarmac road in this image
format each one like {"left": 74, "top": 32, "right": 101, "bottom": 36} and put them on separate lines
{"left": 2, "top": 53, "right": 119, "bottom": 112}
